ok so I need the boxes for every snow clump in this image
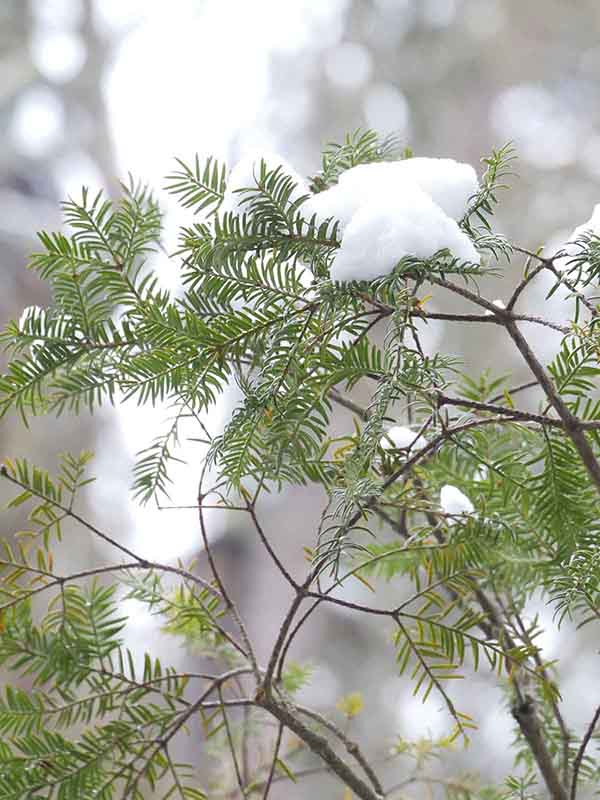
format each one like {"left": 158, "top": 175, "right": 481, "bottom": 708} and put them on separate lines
{"left": 391, "top": 157, "right": 479, "bottom": 221}
{"left": 330, "top": 186, "right": 479, "bottom": 282}
{"left": 302, "top": 157, "right": 480, "bottom": 282}
{"left": 303, "top": 158, "right": 478, "bottom": 230}
{"left": 380, "top": 425, "right": 426, "bottom": 451}
{"left": 440, "top": 484, "right": 474, "bottom": 516}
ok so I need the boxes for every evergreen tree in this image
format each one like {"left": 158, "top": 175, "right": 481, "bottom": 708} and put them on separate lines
{"left": 0, "top": 130, "right": 599, "bottom": 799}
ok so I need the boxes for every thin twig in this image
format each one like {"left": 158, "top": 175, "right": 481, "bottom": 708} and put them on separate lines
{"left": 261, "top": 724, "right": 283, "bottom": 800}
{"left": 489, "top": 379, "right": 538, "bottom": 404}
{"left": 506, "top": 259, "right": 547, "bottom": 311}
{"left": 570, "top": 704, "right": 600, "bottom": 800}
{"left": 294, "top": 704, "right": 384, "bottom": 795}
{"left": 219, "top": 685, "right": 247, "bottom": 798}
{"left": 246, "top": 503, "right": 299, "bottom": 589}
{"left": 504, "top": 318, "right": 600, "bottom": 492}
{"left": 197, "top": 463, "right": 260, "bottom": 680}
{"left": 259, "top": 697, "right": 384, "bottom": 800}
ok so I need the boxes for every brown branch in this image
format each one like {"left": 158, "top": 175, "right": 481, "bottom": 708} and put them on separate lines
{"left": 437, "top": 392, "right": 563, "bottom": 427}
{"left": 504, "top": 318, "right": 600, "bottom": 493}
{"left": 376, "top": 490, "right": 568, "bottom": 798}
{"left": 337, "top": 416, "right": 527, "bottom": 545}
{"left": 506, "top": 259, "right": 547, "bottom": 311}
{"left": 261, "top": 593, "right": 306, "bottom": 692}
{"left": 489, "top": 379, "right": 539, "bottom": 404}
{"left": 508, "top": 604, "right": 571, "bottom": 786}
{"left": 294, "top": 704, "right": 384, "bottom": 796}
{"left": 259, "top": 697, "right": 384, "bottom": 800}
{"left": 219, "top": 685, "right": 247, "bottom": 797}
{"left": 0, "top": 465, "right": 144, "bottom": 565}
{"left": 429, "top": 278, "right": 600, "bottom": 493}
{"left": 430, "top": 276, "right": 504, "bottom": 314}
{"left": 246, "top": 503, "right": 299, "bottom": 589}
{"left": 261, "top": 723, "right": 284, "bottom": 800}
{"left": 122, "top": 668, "right": 252, "bottom": 798}
{"left": 198, "top": 464, "right": 260, "bottom": 679}
{"left": 275, "top": 598, "right": 322, "bottom": 683}
{"left": 418, "top": 309, "right": 569, "bottom": 334}
{"left": 512, "top": 697, "right": 568, "bottom": 800}
{"left": 570, "top": 704, "right": 600, "bottom": 800}
{"left": 329, "top": 387, "right": 369, "bottom": 420}
{"left": 294, "top": 311, "right": 585, "bottom": 800}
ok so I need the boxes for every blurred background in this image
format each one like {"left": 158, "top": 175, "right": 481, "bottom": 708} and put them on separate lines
{"left": 1, "top": 0, "right": 600, "bottom": 796}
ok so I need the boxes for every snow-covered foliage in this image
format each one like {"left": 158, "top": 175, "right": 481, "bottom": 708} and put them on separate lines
{"left": 220, "top": 153, "right": 480, "bottom": 284}
{"left": 302, "top": 157, "right": 480, "bottom": 282}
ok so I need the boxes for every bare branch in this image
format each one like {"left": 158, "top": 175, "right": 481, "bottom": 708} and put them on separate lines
{"left": 570, "top": 704, "right": 600, "bottom": 800}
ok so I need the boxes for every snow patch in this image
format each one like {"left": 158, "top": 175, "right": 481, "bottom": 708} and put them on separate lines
{"left": 553, "top": 204, "right": 600, "bottom": 273}
{"left": 380, "top": 425, "right": 426, "bottom": 451}
{"left": 302, "top": 181, "right": 363, "bottom": 232}
{"left": 302, "top": 157, "right": 479, "bottom": 282}
{"left": 330, "top": 185, "right": 479, "bottom": 283}
{"left": 392, "top": 157, "right": 478, "bottom": 221}
{"left": 440, "top": 484, "right": 474, "bottom": 516}
{"left": 303, "top": 157, "right": 478, "bottom": 231}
